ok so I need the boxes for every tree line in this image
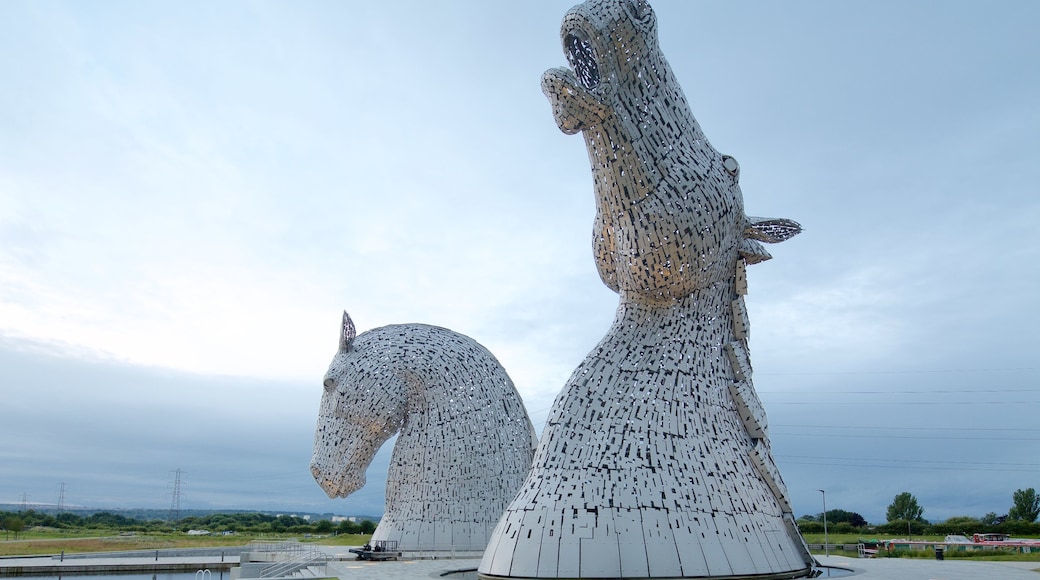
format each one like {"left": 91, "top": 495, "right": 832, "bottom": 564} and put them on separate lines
{"left": 6, "top": 488, "right": 1037, "bottom": 540}
{"left": 797, "top": 487, "right": 1040, "bottom": 536}
{"left": 0, "top": 509, "right": 377, "bottom": 539}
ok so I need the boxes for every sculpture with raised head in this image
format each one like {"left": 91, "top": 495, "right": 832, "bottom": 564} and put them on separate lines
{"left": 479, "top": 0, "right": 813, "bottom": 578}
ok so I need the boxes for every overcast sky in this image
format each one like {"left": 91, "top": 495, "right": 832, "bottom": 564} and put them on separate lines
{"left": 1, "top": 0, "right": 1037, "bottom": 525}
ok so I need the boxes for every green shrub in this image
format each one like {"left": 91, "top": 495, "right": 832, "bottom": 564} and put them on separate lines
{"left": 797, "top": 521, "right": 822, "bottom": 534}
{"left": 945, "top": 548, "right": 1017, "bottom": 559}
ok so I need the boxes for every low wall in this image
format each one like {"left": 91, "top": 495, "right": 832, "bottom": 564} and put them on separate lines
{"left": 0, "top": 551, "right": 241, "bottom": 577}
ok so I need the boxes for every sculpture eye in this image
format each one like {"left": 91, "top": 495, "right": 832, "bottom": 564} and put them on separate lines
{"left": 623, "top": 0, "right": 652, "bottom": 21}
{"left": 722, "top": 155, "right": 740, "bottom": 180}
{"left": 565, "top": 33, "right": 600, "bottom": 90}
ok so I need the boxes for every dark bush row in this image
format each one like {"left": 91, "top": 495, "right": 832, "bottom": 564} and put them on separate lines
{"left": 0, "top": 509, "right": 376, "bottom": 536}
{"left": 797, "top": 518, "right": 1040, "bottom": 536}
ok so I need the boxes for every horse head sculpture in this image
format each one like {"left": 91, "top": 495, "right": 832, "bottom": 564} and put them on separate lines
{"left": 311, "top": 312, "right": 537, "bottom": 551}
{"left": 311, "top": 312, "right": 407, "bottom": 498}
{"left": 480, "top": 1, "right": 813, "bottom": 577}
{"left": 542, "top": 0, "right": 800, "bottom": 304}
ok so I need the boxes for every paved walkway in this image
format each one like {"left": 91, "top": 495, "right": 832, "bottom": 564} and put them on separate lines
{"left": 815, "top": 554, "right": 1040, "bottom": 580}
{"left": 320, "top": 553, "right": 1040, "bottom": 579}
{"left": 4, "top": 550, "right": 1038, "bottom": 579}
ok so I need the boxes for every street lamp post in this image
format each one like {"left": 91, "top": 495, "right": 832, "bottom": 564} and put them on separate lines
{"left": 818, "top": 489, "right": 828, "bottom": 558}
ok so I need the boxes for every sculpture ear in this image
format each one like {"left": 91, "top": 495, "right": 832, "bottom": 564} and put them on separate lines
{"left": 745, "top": 216, "right": 802, "bottom": 244}
{"left": 739, "top": 238, "right": 772, "bottom": 264}
{"left": 340, "top": 311, "right": 356, "bottom": 351}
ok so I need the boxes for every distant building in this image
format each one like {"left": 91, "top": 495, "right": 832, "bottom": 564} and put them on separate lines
{"left": 330, "top": 516, "right": 357, "bottom": 523}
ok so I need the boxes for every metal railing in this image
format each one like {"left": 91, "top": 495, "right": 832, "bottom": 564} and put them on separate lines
{"left": 257, "top": 544, "right": 329, "bottom": 578}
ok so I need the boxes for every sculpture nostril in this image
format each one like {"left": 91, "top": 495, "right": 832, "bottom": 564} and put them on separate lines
{"left": 323, "top": 378, "right": 335, "bottom": 390}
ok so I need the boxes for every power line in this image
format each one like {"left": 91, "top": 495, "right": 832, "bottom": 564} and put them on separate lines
{"left": 765, "top": 401, "right": 1040, "bottom": 406}
{"left": 778, "top": 454, "right": 1040, "bottom": 468}
{"left": 772, "top": 431, "right": 1040, "bottom": 441}
{"left": 774, "top": 424, "right": 1040, "bottom": 432}
{"left": 759, "top": 367, "right": 1037, "bottom": 376}
{"left": 777, "top": 457, "right": 1040, "bottom": 473}
{"left": 761, "top": 387, "right": 1039, "bottom": 395}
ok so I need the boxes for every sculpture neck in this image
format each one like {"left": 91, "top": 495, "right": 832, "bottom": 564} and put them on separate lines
{"left": 615, "top": 277, "right": 737, "bottom": 333}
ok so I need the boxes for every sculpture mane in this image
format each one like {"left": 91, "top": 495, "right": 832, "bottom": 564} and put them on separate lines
{"left": 480, "top": 1, "right": 813, "bottom": 578}
{"left": 311, "top": 312, "right": 537, "bottom": 552}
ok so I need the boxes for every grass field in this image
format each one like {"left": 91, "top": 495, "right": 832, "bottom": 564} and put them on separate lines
{"left": 0, "top": 530, "right": 373, "bottom": 557}
{"left": 801, "top": 533, "right": 1040, "bottom": 562}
